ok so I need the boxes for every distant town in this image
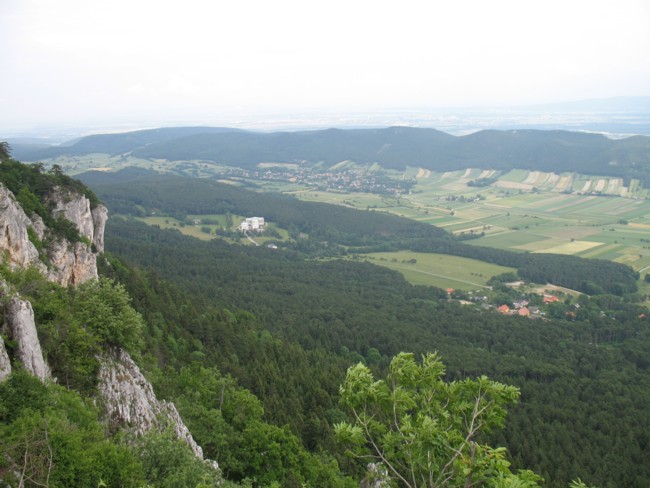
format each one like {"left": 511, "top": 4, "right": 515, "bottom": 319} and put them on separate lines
{"left": 237, "top": 165, "right": 414, "bottom": 195}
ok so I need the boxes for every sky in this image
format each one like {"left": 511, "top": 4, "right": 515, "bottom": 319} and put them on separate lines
{"left": 1, "top": 0, "right": 650, "bottom": 131}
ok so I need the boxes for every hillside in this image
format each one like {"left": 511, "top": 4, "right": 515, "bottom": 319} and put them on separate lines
{"left": 16, "top": 126, "right": 650, "bottom": 184}
{"left": 13, "top": 126, "right": 244, "bottom": 160}
{"left": 101, "top": 207, "right": 650, "bottom": 488}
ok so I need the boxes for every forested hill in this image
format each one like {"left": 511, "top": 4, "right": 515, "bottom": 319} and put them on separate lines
{"left": 17, "top": 126, "right": 650, "bottom": 183}
{"left": 102, "top": 216, "right": 650, "bottom": 487}
{"left": 81, "top": 169, "right": 639, "bottom": 295}
{"left": 14, "top": 126, "right": 244, "bottom": 160}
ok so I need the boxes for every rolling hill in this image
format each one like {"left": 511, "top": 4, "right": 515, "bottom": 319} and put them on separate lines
{"left": 16, "top": 126, "right": 650, "bottom": 184}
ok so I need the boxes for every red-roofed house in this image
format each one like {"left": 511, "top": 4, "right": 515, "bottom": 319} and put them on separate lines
{"left": 518, "top": 307, "right": 530, "bottom": 317}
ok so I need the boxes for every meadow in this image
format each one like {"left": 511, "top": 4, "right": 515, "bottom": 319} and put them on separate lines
{"left": 139, "top": 215, "right": 291, "bottom": 246}
{"left": 355, "top": 251, "right": 516, "bottom": 290}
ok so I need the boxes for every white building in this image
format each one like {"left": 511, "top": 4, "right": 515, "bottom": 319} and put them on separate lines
{"left": 239, "top": 217, "right": 266, "bottom": 232}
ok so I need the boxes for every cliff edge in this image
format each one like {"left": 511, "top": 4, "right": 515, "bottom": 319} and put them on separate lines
{"left": 0, "top": 168, "right": 212, "bottom": 466}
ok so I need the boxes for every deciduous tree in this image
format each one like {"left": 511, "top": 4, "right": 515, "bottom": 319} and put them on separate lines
{"left": 335, "top": 352, "right": 542, "bottom": 487}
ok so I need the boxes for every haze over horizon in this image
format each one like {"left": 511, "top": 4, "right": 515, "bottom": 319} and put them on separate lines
{"left": 2, "top": 0, "right": 650, "bottom": 134}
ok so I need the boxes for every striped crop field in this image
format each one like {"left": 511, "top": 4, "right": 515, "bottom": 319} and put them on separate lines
{"left": 400, "top": 170, "right": 650, "bottom": 272}
{"left": 275, "top": 165, "right": 650, "bottom": 275}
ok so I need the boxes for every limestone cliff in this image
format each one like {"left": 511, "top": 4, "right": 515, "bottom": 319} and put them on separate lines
{"left": 4, "top": 296, "right": 51, "bottom": 382}
{"left": 0, "top": 183, "right": 44, "bottom": 271}
{"left": 0, "top": 335, "right": 11, "bottom": 382}
{"left": 98, "top": 349, "right": 210, "bottom": 463}
{"left": 46, "top": 239, "right": 99, "bottom": 287}
{"left": 92, "top": 204, "right": 108, "bottom": 253}
{"left": 0, "top": 182, "right": 108, "bottom": 286}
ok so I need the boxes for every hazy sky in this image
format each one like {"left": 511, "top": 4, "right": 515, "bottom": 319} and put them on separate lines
{"left": 2, "top": 0, "right": 650, "bottom": 129}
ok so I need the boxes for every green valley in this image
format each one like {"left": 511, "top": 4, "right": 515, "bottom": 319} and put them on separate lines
{"left": 5, "top": 126, "right": 650, "bottom": 487}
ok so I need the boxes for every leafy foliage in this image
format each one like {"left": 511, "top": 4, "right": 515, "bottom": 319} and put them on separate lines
{"left": 133, "top": 428, "right": 226, "bottom": 488}
{"left": 0, "top": 370, "right": 145, "bottom": 487}
{"left": 152, "top": 364, "right": 355, "bottom": 487}
{"left": 71, "top": 277, "right": 144, "bottom": 352}
{"left": 1, "top": 264, "right": 144, "bottom": 392}
{"left": 336, "top": 353, "right": 541, "bottom": 487}
{"left": 0, "top": 141, "right": 11, "bottom": 161}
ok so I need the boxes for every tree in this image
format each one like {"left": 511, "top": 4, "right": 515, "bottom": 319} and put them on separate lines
{"left": 0, "top": 141, "right": 10, "bottom": 161}
{"left": 72, "top": 277, "right": 145, "bottom": 353}
{"left": 335, "top": 352, "right": 542, "bottom": 487}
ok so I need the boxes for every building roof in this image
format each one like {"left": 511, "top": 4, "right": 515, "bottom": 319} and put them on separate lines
{"left": 496, "top": 304, "right": 510, "bottom": 313}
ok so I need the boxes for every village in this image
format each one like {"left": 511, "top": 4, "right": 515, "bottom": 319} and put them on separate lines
{"left": 446, "top": 280, "right": 648, "bottom": 323}
{"left": 236, "top": 165, "right": 414, "bottom": 195}
{"left": 448, "top": 285, "right": 564, "bottom": 319}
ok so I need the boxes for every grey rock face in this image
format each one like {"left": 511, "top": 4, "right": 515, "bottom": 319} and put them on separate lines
{"left": 5, "top": 296, "right": 51, "bottom": 382}
{"left": 0, "top": 184, "right": 44, "bottom": 270}
{"left": 50, "top": 189, "right": 96, "bottom": 243}
{"left": 0, "top": 335, "right": 11, "bottom": 382}
{"left": 91, "top": 205, "right": 108, "bottom": 253}
{"left": 98, "top": 349, "right": 208, "bottom": 462}
{"left": 46, "top": 239, "right": 98, "bottom": 287}
{"left": 31, "top": 214, "right": 46, "bottom": 241}
{"left": 0, "top": 183, "right": 108, "bottom": 287}
{"left": 46, "top": 191, "right": 108, "bottom": 286}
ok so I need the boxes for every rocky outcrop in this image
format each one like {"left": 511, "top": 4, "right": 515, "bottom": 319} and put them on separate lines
{"left": 0, "top": 335, "right": 11, "bottom": 382}
{"left": 50, "top": 189, "right": 96, "bottom": 243}
{"left": 46, "top": 239, "right": 98, "bottom": 287}
{"left": 98, "top": 349, "right": 209, "bottom": 462}
{"left": 92, "top": 205, "right": 108, "bottom": 253}
{"left": 0, "top": 184, "right": 45, "bottom": 271}
{"left": 5, "top": 296, "right": 50, "bottom": 382}
{"left": 47, "top": 188, "right": 108, "bottom": 285}
{"left": 0, "top": 182, "right": 108, "bottom": 287}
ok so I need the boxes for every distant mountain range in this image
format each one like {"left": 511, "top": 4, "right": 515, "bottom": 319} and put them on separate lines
{"left": 11, "top": 125, "right": 650, "bottom": 184}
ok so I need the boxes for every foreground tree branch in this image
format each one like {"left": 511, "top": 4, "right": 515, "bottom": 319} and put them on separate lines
{"left": 335, "top": 352, "right": 542, "bottom": 487}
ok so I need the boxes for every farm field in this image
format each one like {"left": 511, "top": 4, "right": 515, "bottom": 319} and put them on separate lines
{"left": 293, "top": 168, "right": 650, "bottom": 277}
{"left": 355, "top": 251, "right": 516, "bottom": 291}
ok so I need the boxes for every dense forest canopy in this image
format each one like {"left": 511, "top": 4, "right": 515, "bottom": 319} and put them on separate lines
{"left": 101, "top": 215, "right": 650, "bottom": 487}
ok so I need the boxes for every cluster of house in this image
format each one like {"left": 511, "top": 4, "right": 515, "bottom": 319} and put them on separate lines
{"left": 446, "top": 287, "right": 561, "bottom": 319}
{"left": 495, "top": 295, "right": 559, "bottom": 318}
{"left": 238, "top": 217, "right": 265, "bottom": 232}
